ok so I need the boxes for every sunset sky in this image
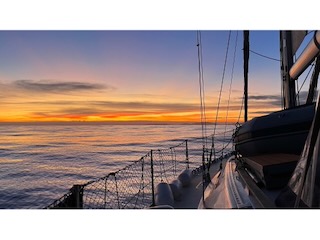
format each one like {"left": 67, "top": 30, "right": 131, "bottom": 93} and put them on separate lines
{"left": 0, "top": 29, "right": 315, "bottom": 123}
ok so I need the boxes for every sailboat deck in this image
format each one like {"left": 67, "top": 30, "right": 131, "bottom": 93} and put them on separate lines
{"left": 173, "top": 160, "right": 223, "bottom": 209}
{"left": 244, "top": 154, "right": 300, "bottom": 166}
{"left": 242, "top": 154, "right": 300, "bottom": 189}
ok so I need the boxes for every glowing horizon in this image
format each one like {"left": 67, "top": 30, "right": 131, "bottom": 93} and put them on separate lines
{"left": 0, "top": 30, "right": 311, "bottom": 124}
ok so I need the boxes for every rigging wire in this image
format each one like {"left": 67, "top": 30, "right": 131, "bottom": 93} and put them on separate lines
{"left": 296, "top": 61, "right": 315, "bottom": 99}
{"left": 281, "top": 73, "right": 284, "bottom": 108}
{"left": 236, "top": 93, "right": 245, "bottom": 124}
{"left": 249, "top": 49, "right": 280, "bottom": 62}
{"left": 213, "top": 31, "right": 232, "bottom": 139}
{"left": 197, "top": 31, "right": 208, "bottom": 147}
{"left": 294, "top": 55, "right": 301, "bottom": 105}
{"left": 196, "top": 31, "right": 211, "bottom": 196}
{"left": 223, "top": 31, "right": 239, "bottom": 150}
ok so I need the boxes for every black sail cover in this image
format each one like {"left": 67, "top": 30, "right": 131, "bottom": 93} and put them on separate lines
{"left": 286, "top": 91, "right": 320, "bottom": 207}
{"left": 276, "top": 30, "right": 320, "bottom": 208}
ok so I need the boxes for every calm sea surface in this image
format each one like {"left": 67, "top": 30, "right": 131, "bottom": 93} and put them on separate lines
{"left": 0, "top": 123, "right": 235, "bottom": 208}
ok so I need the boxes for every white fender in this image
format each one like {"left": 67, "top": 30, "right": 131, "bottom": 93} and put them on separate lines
{"left": 149, "top": 205, "right": 174, "bottom": 209}
{"left": 178, "top": 169, "right": 193, "bottom": 187}
{"left": 169, "top": 179, "right": 182, "bottom": 201}
{"left": 155, "top": 182, "right": 174, "bottom": 207}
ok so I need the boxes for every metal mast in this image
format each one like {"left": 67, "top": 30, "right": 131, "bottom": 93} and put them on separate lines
{"left": 280, "top": 31, "right": 297, "bottom": 109}
{"left": 243, "top": 31, "right": 249, "bottom": 122}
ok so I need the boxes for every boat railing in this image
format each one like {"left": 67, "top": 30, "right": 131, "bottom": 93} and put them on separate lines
{"left": 45, "top": 129, "right": 235, "bottom": 209}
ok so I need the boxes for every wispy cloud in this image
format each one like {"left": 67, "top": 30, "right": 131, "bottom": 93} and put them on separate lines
{"left": 13, "top": 79, "right": 113, "bottom": 93}
{"left": 247, "top": 91, "right": 312, "bottom": 106}
{"left": 89, "top": 101, "right": 199, "bottom": 111}
{"left": 27, "top": 101, "right": 199, "bottom": 115}
{"left": 248, "top": 94, "right": 280, "bottom": 101}
{"left": 244, "top": 94, "right": 282, "bottom": 107}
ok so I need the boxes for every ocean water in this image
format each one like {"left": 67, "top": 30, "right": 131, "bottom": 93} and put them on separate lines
{"left": 0, "top": 123, "right": 235, "bottom": 209}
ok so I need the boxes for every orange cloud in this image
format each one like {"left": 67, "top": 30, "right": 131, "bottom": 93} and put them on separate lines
{"left": 0, "top": 77, "right": 284, "bottom": 124}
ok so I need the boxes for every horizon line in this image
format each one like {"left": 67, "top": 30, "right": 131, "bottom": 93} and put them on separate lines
{"left": 0, "top": 120, "right": 240, "bottom": 125}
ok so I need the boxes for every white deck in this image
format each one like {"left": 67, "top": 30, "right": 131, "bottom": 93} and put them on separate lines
{"left": 173, "top": 160, "right": 224, "bottom": 209}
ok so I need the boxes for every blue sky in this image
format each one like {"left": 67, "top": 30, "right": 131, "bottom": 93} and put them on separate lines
{"left": 0, "top": 30, "right": 315, "bottom": 122}
{"left": 0, "top": 0, "right": 318, "bottom": 123}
